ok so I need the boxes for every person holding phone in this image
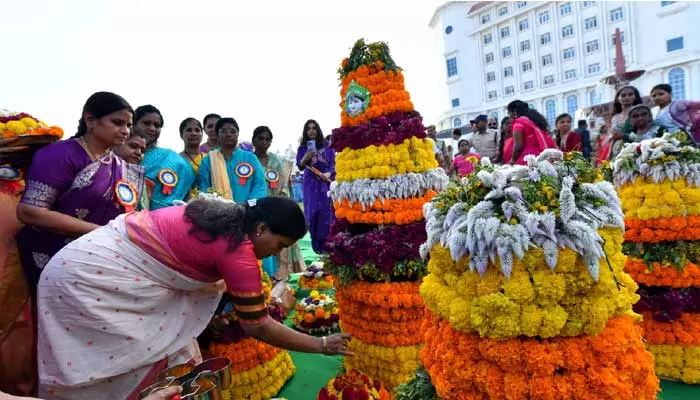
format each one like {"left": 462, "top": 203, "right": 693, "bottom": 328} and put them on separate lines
{"left": 295, "top": 119, "right": 335, "bottom": 254}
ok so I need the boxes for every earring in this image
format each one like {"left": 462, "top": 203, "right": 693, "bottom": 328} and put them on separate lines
{"left": 256, "top": 232, "right": 261, "bottom": 237}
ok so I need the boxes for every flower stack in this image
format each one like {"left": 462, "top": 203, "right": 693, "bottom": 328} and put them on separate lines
{"left": 409, "top": 152, "right": 659, "bottom": 399}
{"left": 206, "top": 268, "right": 295, "bottom": 400}
{"left": 0, "top": 109, "right": 63, "bottom": 140}
{"left": 293, "top": 290, "right": 340, "bottom": 335}
{"left": 614, "top": 131, "right": 700, "bottom": 384}
{"left": 298, "top": 262, "right": 335, "bottom": 295}
{"left": 326, "top": 39, "right": 448, "bottom": 390}
{"left": 318, "top": 369, "right": 391, "bottom": 400}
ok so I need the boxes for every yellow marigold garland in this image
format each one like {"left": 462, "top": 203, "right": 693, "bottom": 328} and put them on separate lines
{"left": 334, "top": 137, "right": 437, "bottom": 182}
{"left": 618, "top": 178, "right": 700, "bottom": 220}
{"left": 420, "top": 229, "right": 640, "bottom": 339}
{"left": 230, "top": 351, "right": 295, "bottom": 400}
{"left": 648, "top": 344, "right": 700, "bottom": 384}
{"left": 344, "top": 337, "right": 422, "bottom": 391}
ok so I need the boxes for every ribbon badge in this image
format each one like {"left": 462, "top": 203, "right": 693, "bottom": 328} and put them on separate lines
{"left": 265, "top": 169, "right": 279, "bottom": 189}
{"left": 235, "top": 162, "right": 254, "bottom": 186}
{"left": 157, "top": 169, "right": 178, "bottom": 195}
{"left": 0, "top": 165, "right": 24, "bottom": 195}
{"left": 114, "top": 180, "right": 138, "bottom": 212}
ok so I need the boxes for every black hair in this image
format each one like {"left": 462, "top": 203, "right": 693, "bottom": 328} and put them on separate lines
{"left": 651, "top": 83, "right": 672, "bottom": 94}
{"left": 629, "top": 104, "right": 652, "bottom": 115}
{"left": 577, "top": 120, "right": 587, "bottom": 128}
{"left": 203, "top": 113, "right": 221, "bottom": 127}
{"left": 507, "top": 100, "right": 550, "bottom": 132}
{"left": 215, "top": 117, "right": 240, "bottom": 134}
{"left": 554, "top": 113, "right": 572, "bottom": 147}
{"left": 184, "top": 196, "right": 307, "bottom": 250}
{"left": 252, "top": 126, "right": 273, "bottom": 141}
{"left": 301, "top": 119, "right": 325, "bottom": 150}
{"left": 612, "top": 86, "right": 643, "bottom": 115}
{"left": 497, "top": 117, "right": 512, "bottom": 163}
{"left": 179, "top": 117, "right": 203, "bottom": 137}
{"left": 457, "top": 139, "right": 470, "bottom": 147}
{"left": 452, "top": 128, "right": 462, "bottom": 136}
{"left": 75, "top": 92, "right": 133, "bottom": 138}
{"left": 134, "top": 105, "right": 164, "bottom": 127}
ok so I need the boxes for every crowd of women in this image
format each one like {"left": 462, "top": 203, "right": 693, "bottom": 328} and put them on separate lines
{"left": 431, "top": 83, "right": 699, "bottom": 178}
{"left": 1, "top": 91, "right": 343, "bottom": 399}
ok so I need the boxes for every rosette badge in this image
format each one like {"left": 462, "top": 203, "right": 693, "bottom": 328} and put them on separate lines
{"left": 325, "top": 38, "right": 448, "bottom": 392}
{"left": 397, "top": 152, "right": 659, "bottom": 399}
{"left": 615, "top": 131, "right": 700, "bottom": 384}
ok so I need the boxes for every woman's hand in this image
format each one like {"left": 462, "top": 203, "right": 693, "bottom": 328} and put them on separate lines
{"left": 143, "top": 385, "right": 182, "bottom": 400}
{"left": 321, "top": 333, "right": 353, "bottom": 356}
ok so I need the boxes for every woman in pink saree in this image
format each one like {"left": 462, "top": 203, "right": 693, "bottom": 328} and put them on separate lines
{"left": 36, "top": 196, "right": 350, "bottom": 400}
{"left": 504, "top": 100, "right": 557, "bottom": 165}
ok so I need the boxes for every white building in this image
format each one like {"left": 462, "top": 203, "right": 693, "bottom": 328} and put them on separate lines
{"left": 429, "top": 1, "right": 700, "bottom": 132}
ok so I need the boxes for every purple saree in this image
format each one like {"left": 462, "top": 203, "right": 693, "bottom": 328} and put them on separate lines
{"left": 16, "top": 139, "right": 145, "bottom": 298}
{"left": 296, "top": 143, "right": 335, "bottom": 253}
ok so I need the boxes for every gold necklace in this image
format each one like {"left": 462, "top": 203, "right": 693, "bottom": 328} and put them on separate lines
{"left": 79, "top": 137, "right": 111, "bottom": 164}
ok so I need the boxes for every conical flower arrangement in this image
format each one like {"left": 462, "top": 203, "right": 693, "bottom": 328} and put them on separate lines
{"left": 326, "top": 39, "right": 448, "bottom": 390}
{"left": 403, "top": 152, "right": 659, "bottom": 399}
{"left": 615, "top": 131, "right": 700, "bottom": 384}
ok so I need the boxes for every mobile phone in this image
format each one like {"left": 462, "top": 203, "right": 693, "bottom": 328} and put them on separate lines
{"left": 307, "top": 141, "right": 317, "bottom": 151}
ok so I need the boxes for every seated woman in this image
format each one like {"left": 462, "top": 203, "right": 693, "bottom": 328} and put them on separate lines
{"left": 628, "top": 104, "right": 666, "bottom": 142}
{"left": 35, "top": 196, "right": 350, "bottom": 399}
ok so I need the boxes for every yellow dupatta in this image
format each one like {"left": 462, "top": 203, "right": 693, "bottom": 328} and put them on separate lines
{"left": 208, "top": 150, "right": 234, "bottom": 200}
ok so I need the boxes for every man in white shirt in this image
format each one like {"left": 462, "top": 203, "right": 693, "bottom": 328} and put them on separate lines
{"left": 470, "top": 114, "right": 500, "bottom": 162}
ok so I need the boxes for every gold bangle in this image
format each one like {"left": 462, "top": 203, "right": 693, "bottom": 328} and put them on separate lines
{"left": 321, "top": 336, "right": 328, "bottom": 354}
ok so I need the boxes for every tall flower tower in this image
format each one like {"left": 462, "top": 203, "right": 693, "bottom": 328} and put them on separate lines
{"left": 326, "top": 39, "right": 448, "bottom": 390}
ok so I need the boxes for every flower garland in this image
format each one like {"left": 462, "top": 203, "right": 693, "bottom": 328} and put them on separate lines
{"left": 618, "top": 178, "right": 700, "bottom": 219}
{"left": 0, "top": 109, "right": 63, "bottom": 139}
{"left": 293, "top": 291, "right": 340, "bottom": 335}
{"left": 229, "top": 351, "right": 295, "bottom": 400}
{"left": 331, "top": 111, "right": 426, "bottom": 151}
{"left": 423, "top": 152, "right": 623, "bottom": 281}
{"left": 209, "top": 338, "right": 280, "bottom": 373}
{"left": 647, "top": 345, "right": 700, "bottom": 384}
{"left": 624, "top": 216, "right": 700, "bottom": 243}
{"left": 318, "top": 369, "right": 391, "bottom": 400}
{"left": 639, "top": 311, "right": 700, "bottom": 345}
{"left": 334, "top": 190, "right": 437, "bottom": 225}
{"left": 421, "top": 232, "right": 640, "bottom": 339}
{"left": 335, "top": 137, "right": 437, "bottom": 182}
{"left": 623, "top": 241, "right": 700, "bottom": 270}
{"left": 326, "top": 220, "right": 426, "bottom": 276}
{"left": 421, "top": 313, "right": 659, "bottom": 400}
{"left": 625, "top": 258, "right": 700, "bottom": 288}
{"left": 635, "top": 286, "right": 700, "bottom": 322}
{"left": 343, "top": 338, "right": 422, "bottom": 390}
{"left": 298, "top": 263, "right": 335, "bottom": 291}
{"left": 329, "top": 169, "right": 448, "bottom": 208}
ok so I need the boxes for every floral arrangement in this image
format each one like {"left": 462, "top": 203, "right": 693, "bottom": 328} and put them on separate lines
{"left": 206, "top": 266, "right": 295, "bottom": 398}
{"left": 614, "top": 132, "right": 700, "bottom": 383}
{"left": 408, "top": 150, "right": 659, "bottom": 398}
{"left": 0, "top": 109, "right": 63, "bottom": 139}
{"left": 317, "top": 369, "right": 391, "bottom": 400}
{"left": 326, "top": 39, "right": 449, "bottom": 392}
{"left": 292, "top": 290, "right": 340, "bottom": 335}
{"left": 298, "top": 263, "right": 335, "bottom": 291}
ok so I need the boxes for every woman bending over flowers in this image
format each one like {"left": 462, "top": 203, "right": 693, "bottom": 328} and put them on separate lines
{"left": 504, "top": 100, "right": 557, "bottom": 165}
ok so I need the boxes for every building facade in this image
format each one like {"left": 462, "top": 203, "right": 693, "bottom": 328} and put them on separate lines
{"left": 429, "top": 1, "right": 700, "bottom": 132}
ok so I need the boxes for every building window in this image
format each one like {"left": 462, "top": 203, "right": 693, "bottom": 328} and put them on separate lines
{"left": 542, "top": 54, "right": 553, "bottom": 66}
{"left": 501, "top": 27, "right": 511, "bottom": 38}
{"left": 446, "top": 57, "right": 458, "bottom": 77}
{"left": 481, "top": 14, "right": 491, "bottom": 24}
{"left": 498, "top": 6, "right": 508, "bottom": 16}
{"left": 543, "top": 75, "right": 555, "bottom": 86}
{"left": 562, "top": 47, "right": 576, "bottom": 60}
{"left": 523, "top": 81, "right": 534, "bottom": 90}
{"left": 517, "top": 1, "right": 528, "bottom": 8}
{"left": 564, "top": 69, "right": 577, "bottom": 80}
{"left": 451, "top": 98, "right": 461, "bottom": 108}
{"left": 661, "top": 1, "right": 676, "bottom": 6}
{"left": 612, "top": 56, "right": 627, "bottom": 67}
{"left": 487, "top": 91, "right": 498, "bottom": 100}
{"left": 486, "top": 71, "right": 496, "bottom": 82}
{"left": 529, "top": 103, "right": 537, "bottom": 110}
{"left": 445, "top": 26, "right": 453, "bottom": 35}
{"left": 519, "top": 19, "right": 529, "bottom": 31}
{"left": 562, "top": 24, "right": 574, "bottom": 38}
{"left": 545, "top": 99, "right": 557, "bottom": 127}
{"left": 484, "top": 33, "right": 493, "bottom": 45}
{"left": 505, "top": 86, "right": 515, "bottom": 96}
{"left": 611, "top": 31, "right": 625, "bottom": 46}
{"left": 502, "top": 46, "right": 513, "bottom": 58}
{"left": 609, "top": 7, "right": 624, "bottom": 22}
{"left": 453, "top": 118, "right": 462, "bottom": 128}
{"left": 589, "top": 90, "right": 602, "bottom": 106}
{"left": 583, "top": 1, "right": 595, "bottom": 7}
{"left": 584, "top": 17, "right": 598, "bottom": 30}
{"left": 522, "top": 60, "right": 533, "bottom": 72}
{"left": 667, "top": 37, "right": 684, "bottom": 52}
{"left": 587, "top": 63, "right": 601, "bottom": 75}
{"left": 566, "top": 95, "right": 579, "bottom": 115}
{"left": 539, "top": 11, "right": 550, "bottom": 24}
{"left": 540, "top": 33, "right": 552, "bottom": 46}
{"left": 669, "top": 67, "right": 686, "bottom": 100}
{"left": 586, "top": 40, "right": 600, "bottom": 54}
{"left": 560, "top": 3, "right": 572, "bottom": 15}
{"left": 504, "top": 66, "right": 514, "bottom": 77}
{"left": 485, "top": 53, "right": 494, "bottom": 63}
{"left": 520, "top": 40, "right": 531, "bottom": 52}
{"left": 490, "top": 112, "right": 499, "bottom": 120}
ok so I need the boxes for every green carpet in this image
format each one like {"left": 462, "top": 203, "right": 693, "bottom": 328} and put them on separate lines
{"left": 280, "top": 233, "right": 700, "bottom": 399}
